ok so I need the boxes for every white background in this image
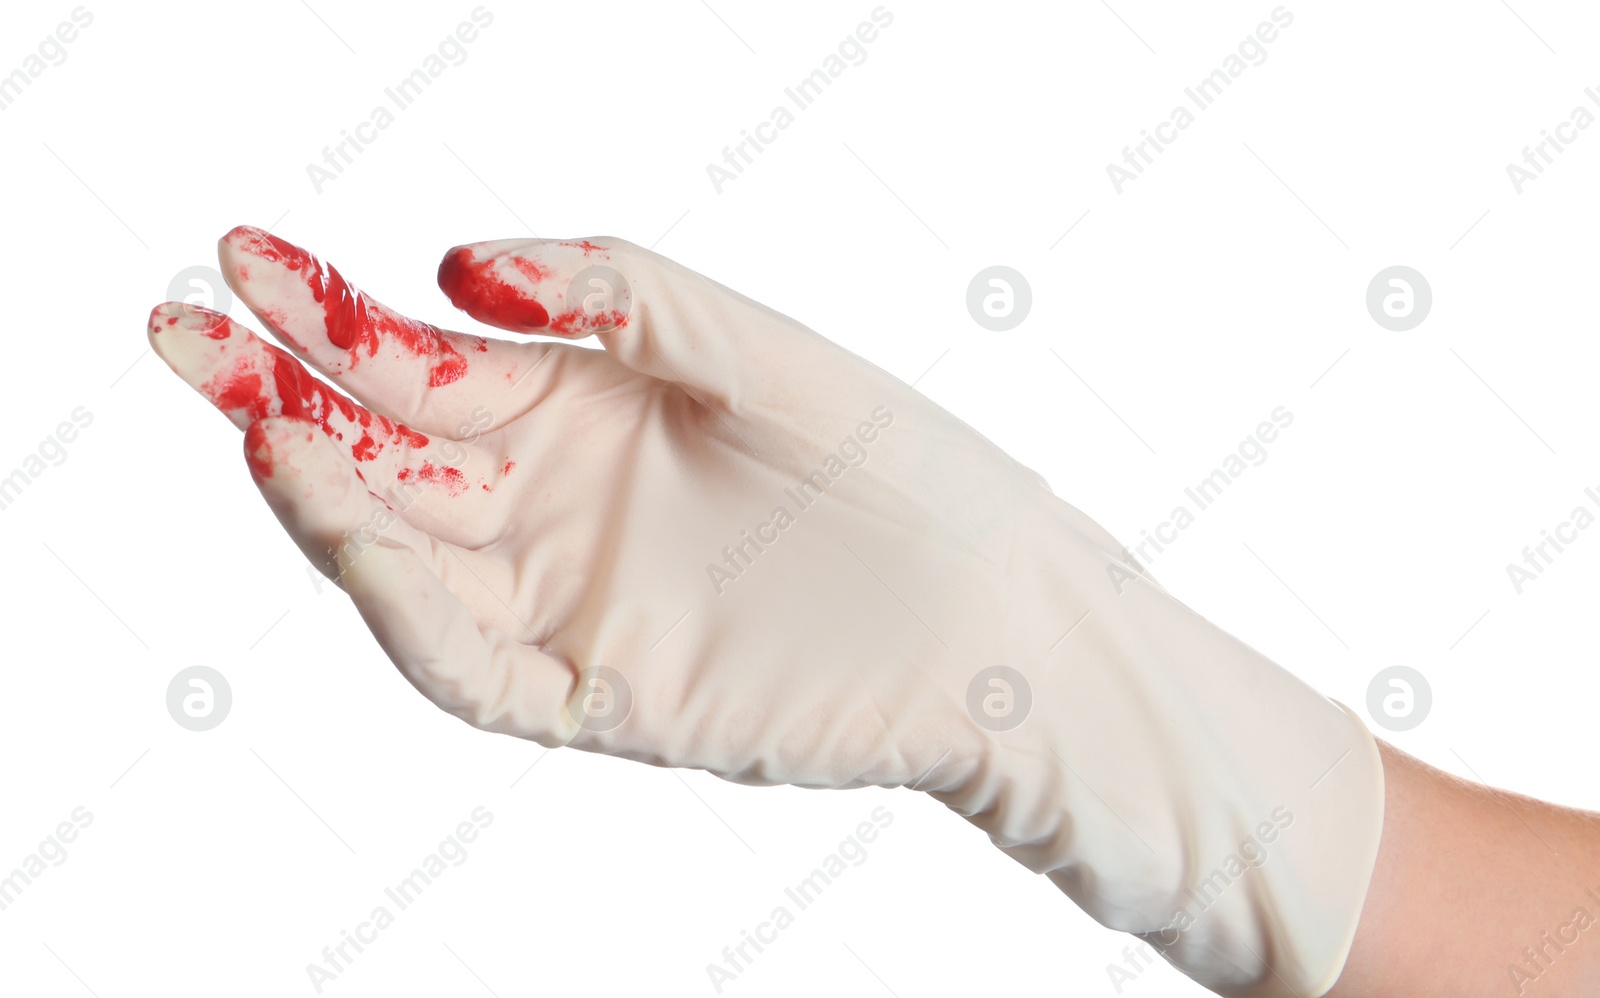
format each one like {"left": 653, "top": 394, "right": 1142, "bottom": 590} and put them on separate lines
{"left": 1, "top": 1, "right": 1598, "bottom": 995}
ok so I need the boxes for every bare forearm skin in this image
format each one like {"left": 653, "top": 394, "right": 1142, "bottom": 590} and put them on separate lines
{"left": 1328, "top": 741, "right": 1600, "bottom": 997}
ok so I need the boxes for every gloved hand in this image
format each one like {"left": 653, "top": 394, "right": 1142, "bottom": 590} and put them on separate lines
{"left": 148, "top": 226, "right": 1384, "bottom": 997}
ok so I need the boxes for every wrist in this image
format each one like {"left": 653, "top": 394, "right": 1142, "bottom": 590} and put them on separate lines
{"left": 932, "top": 491, "right": 1387, "bottom": 996}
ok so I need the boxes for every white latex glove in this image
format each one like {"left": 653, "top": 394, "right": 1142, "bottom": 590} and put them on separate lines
{"left": 148, "top": 226, "right": 1384, "bottom": 997}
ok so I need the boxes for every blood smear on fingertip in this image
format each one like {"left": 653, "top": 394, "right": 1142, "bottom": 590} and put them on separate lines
{"left": 438, "top": 247, "right": 551, "bottom": 333}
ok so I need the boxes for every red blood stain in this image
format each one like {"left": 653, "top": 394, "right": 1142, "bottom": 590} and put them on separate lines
{"left": 198, "top": 318, "right": 272, "bottom": 422}
{"left": 243, "top": 421, "right": 277, "bottom": 481}
{"left": 350, "top": 433, "right": 380, "bottom": 462}
{"left": 229, "top": 226, "right": 466, "bottom": 378}
{"left": 397, "top": 461, "right": 468, "bottom": 496}
{"left": 394, "top": 424, "right": 429, "bottom": 449}
{"left": 479, "top": 461, "right": 516, "bottom": 492}
{"left": 348, "top": 401, "right": 382, "bottom": 460}
{"left": 360, "top": 304, "right": 458, "bottom": 368}
{"left": 428, "top": 340, "right": 469, "bottom": 387}
{"left": 190, "top": 315, "right": 432, "bottom": 463}
{"left": 272, "top": 352, "right": 429, "bottom": 458}
{"left": 548, "top": 307, "right": 629, "bottom": 337}
{"left": 169, "top": 298, "right": 442, "bottom": 488}
{"left": 211, "top": 367, "right": 268, "bottom": 419}
{"left": 260, "top": 307, "right": 291, "bottom": 335}
{"left": 228, "top": 226, "right": 362, "bottom": 351}
{"left": 152, "top": 304, "right": 232, "bottom": 340}
{"left": 512, "top": 256, "right": 552, "bottom": 282}
{"left": 270, "top": 345, "right": 360, "bottom": 429}
{"left": 438, "top": 246, "right": 550, "bottom": 332}
{"left": 560, "top": 240, "right": 606, "bottom": 255}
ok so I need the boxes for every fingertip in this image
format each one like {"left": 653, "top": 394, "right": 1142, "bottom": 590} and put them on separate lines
{"left": 221, "top": 223, "right": 268, "bottom": 245}
{"left": 147, "top": 301, "right": 179, "bottom": 335}
{"left": 219, "top": 223, "right": 279, "bottom": 261}
{"left": 218, "top": 225, "right": 363, "bottom": 356}
{"left": 218, "top": 225, "right": 280, "bottom": 288}
{"left": 148, "top": 301, "right": 232, "bottom": 344}
{"left": 437, "top": 244, "right": 551, "bottom": 333}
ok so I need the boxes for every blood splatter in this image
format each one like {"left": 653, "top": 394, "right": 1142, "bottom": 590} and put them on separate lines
{"left": 428, "top": 340, "right": 469, "bottom": 387}
{"left": 270, "top": 345, "right": 358, "bottom": 428}
{"left": 211, "top": 367, "right": 267, "bottom": 419}
{"left": 273, "top": 352, "right": 433, "bottom": 461}
{"left": 243, "top": 421, "right": 278, "bottom": 480}
{"left": 394, "top": 424, "right": 429, "bottom": 449}
{"left": 181, "top": 303, "right": 432, "bottom": 464}
{"left": 548, "top": 307, "right": 629, "bottom": 337}
{"left": 437, "top": 246, "right": 550, "bottom": 332}
{"left": 397, "top": 461, "right": 468, "bottom": 496}
{"left": 153, "top": 305, "right": 231, "bottom": 340}
{"left": 512, "top": 256, "right": 551, "bottom": 282}
{"left": 350, "top": 433, "right": 380, "bottom": 462}
{"left": 226, "top": 226, "right": 359, "bottom": 352}
{"left": 228, "top": 226, "right": 469, "bottom": 379}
